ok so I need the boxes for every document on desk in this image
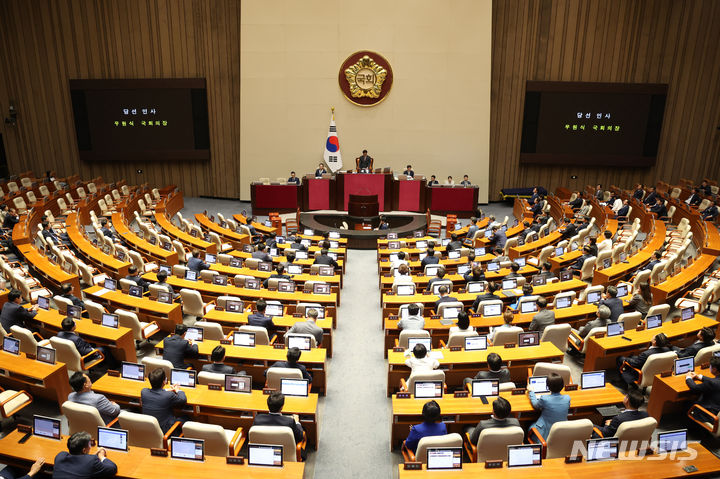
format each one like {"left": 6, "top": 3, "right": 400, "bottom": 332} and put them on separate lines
{"left": 94, "top": 288, "right": 111, "bottom": 297}
{"left": 429, "top": 351, "right": 444, "bottom": 360}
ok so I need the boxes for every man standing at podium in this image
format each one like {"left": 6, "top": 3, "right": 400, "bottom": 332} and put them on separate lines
{"left": 357, "top": 149, "right": 373, "bottom": 171}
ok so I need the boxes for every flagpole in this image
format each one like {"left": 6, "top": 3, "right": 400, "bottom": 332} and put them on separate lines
{"left": 331, "top": 106, "right": 335, "bottom": 121}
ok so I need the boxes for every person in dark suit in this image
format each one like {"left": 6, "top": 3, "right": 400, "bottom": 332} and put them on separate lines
{"left": 314, "top": 248, "right": 339, "bottom": 269}
{"left": 529, "top": 187, "right": 540, "bottom": 205}
{"left": 268, "top": 347, "right": 312, "bottom": 381}
{"left": 434, "top": 285, "right": 458, "bottom": 312}
{"left": 594, "top": 390, "right": 648, "bottom": 437}
{"left": 2, "top": 208, "right": 19, "bottom": 230}
{"left": 468, "top": 397, "right": 520, "bottom": 444}
{"left": 460, "top": 175, "right": 472, "bottom": 186}
{"left": 0, "top": 289, "right": 38, "bottom": 332}
{"left": 57, "top": 317, "right": 99, "bottom": 357}
{"left": 616, "top": 199, "right": 630, "bottom": 217}
{"left": 464, "top": 352, "right": 511, "bottom": 387}
{"left": 446, "top": 233, "right": 463, "bottom": 252}
{"left": 649, "top": 198, "right": 668, "bottom": 217}
{"left": 488, "top": 225, "right": 506, "bottom": 250}
{"left": 571, "top": 245, "right": 594, "bottom": 271}
{"left": 685, "top": 188, "right": 703, "bottom": 207}
{"left": 643, "top": 187, "right": 657, "bottom": 205}
{"left": 530, "top": 197, "right": 543, "bottom": 217}
{"left": 141, "top": 368, "right": 188, "bottom": 433}
{"left": 251, "top": 244, "right": 273, "bottom": 263}
{"left": 472, "top": 282, "right": 499, "bottom": 313}
{"left": 1, "top": 458, "right": 45, "bottom": 479}
{"left": 155, "top": 271, "right": 177, "bottom": 298}
{"left": 595, "top": 184, "right": 604, "bottom": 201}
{"left": 263, "top": 264, "right": 292, "bottom": 288}
{"left": 287, "top": 171, "right": 300, "bottom": 185}
{"left": 426, "top": 267, "right": 447, "bottom": 292}
{"left": 59, "top": 283, "right": 85, "bottom": 310}
{"left": 464, "top": 265, "right": 485, "bottom": 283}
{"left": 405, "top": 400, "right": 447, "bottom": 452}
{"left": 40, "top": 221, "right": 61, "bottom": 244}
{"left": 506, "top": 262, "right": 522, "bottom": 279}
{"left": 201, "top": 345, "right": 245, "bottom": 375}
{"left": 539, "top": 262, "right": 556, "bottom": 280}
{"left": 598, "top": 285, "right": 624, "bottom": 322}
{"left": 617, "top": 333, "right": 671, "bottom": 384}
{"left": 569, "top": 192, "right": 584, "bottom": 209}
{"left": 632, "top": 184, "right": 645, "bottom": 200}
{"left": 253, "top": 392, "right": 305, "bottom": 444}
{"left": 248, "top": 299, "right": 275, "bottom": 331}
{"left": 52, "top": 432, "right": 117, "bottom": 479}
{"left": 528, "top": 297, "right": 555, "bottom": 335}
{"left": 576, "top": 305, "right": 611, "bottom": 340}
{"left": 187, "top": 250, "right": 210, "bottom": 272}
{"left": 702, "top": 200, "right": 719, "bottom": 221}
{"left": 68, "top": 372, "right": 120, "bottom": 424}
{"left": 698, "top": 180, "right": 713, "bottom": 196}
{"left": 675, "top": 327, "right": 715, "bottom": 358}
{"left": 314, "top": 163, "right": 327, "bottom": 177}
{"left": 99, "top": 218, "right": 115, "bottom": 239}
{"left": 420, "top": 248, "right": 440, "bottom": 268}
{"left": 357, "top": 150, "right": 373, "bottom": 170}
{"left": 125, "top": 266, "right": 151, "bottom": 292}
{"left": 377, "top": 216, "right": 390, "bottom": 230}
{"left": 687, "top": 357, "right": 720, "bottom": 420}
{"left": 289, "top": 236, "right": 308, "bottom": 251}
{"left": 162, "top": 324, "right": 198, "bottom": 369}
{"left": 560, "top": 218, "right": 583, "bottom": 240}
{"left": 642, "top": 251, "right": 663, "bottom": 272}
{"left": 427, "top": 175, "right": 439, "bottom": 186}
{"left": 402, "top": 165, "right": 414, "bottom": 177}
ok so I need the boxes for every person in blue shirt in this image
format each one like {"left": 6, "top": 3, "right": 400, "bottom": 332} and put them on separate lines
{"left": 529, "top": 372, "right": 570, "bottom": 440}
{"left": 405, "top": 400, "right": 447, "bottom": 453}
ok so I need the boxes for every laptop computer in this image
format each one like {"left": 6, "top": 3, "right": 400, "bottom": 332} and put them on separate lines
{"left": 396, "top": 284, "right": 415, "bottom": 296}
{"left": 212, "top": 274, "right": 228, "bottom": 286}
{"left": 486, "top": 262, "right": 500, "bottom": 272}
{"left": 101, "top": 313, "right": 119, "bottom": 328}
{"left": 157, "top": 291, "right": 173, "bottom": 304}
{"left": 467, "top": 282, "right": 484, "bottom": 294}
{"left": 616, "top": 284, "right": 629, "bottom": 297}
{"left": 425, "top": 266, "right": 440, "bottom": 277}
{"left": 33, "top": 415, "right": 61, "bottom": 440}
{"left": 674, "top": 357, "right": 694, "bottom": 375}
{"left": 555, "top": 296, "right": 572, "bottom": 309}
{"left": 426, "top": 447, "right": 462, "bottom": 470}
{"left": 36, "top": 345, "right": 56, "bottom": 364}
{"left": 681, "top": 307, "right": 695, "bottom": 321}
{"left": 407, "top": 337, "right": 431, "bottom": 351}
{"left": 97, "top": 427, "right": 129, "bottom": 452}
{"left": 170, "top": 437, "right": 204, "bottom": 462}
{"left": 184, "top": 327, "right": 203, "bottom": 342}
{"left": 185, "top": 270, "right": 198, "bottom": 281}
{"left": 37, "top": 296, "right": 50, "bottom": 310}
{"left": 233, "top": 331, "right": 256, "bottom": 347}
{"left": 414, "top": 380, "right": 443, "bottom": 399}
{"left": 121, "top": 362, "right": 145, "bottom": 381}
{"left": 226, "top": 300, "right": 243, "bottom": 312}
{"left": 657, "top": 429, "right": 687, "bottom": 453}
{"left": 645, "top": 314, "right": 662, "bottom": 329}
{"left": 520, "top": 301, "right": 538, "bottom": 314}
{"left": 224, "top": 374, "right": 252, "bottom": 393}
{"left": 471, "top": 379, "right": 499, "bottom": 398}
{"left": 586, "top": 291, "right": 602, "bottom": 304}
{"left": 247, "top": 444, "right": 283, "bottom": 468}
{"left": 67, "top": 305, "right": 82, "bottom": 318}
{"left": 528, "top": 376, "right": 549, "bottom": 394}
{"left": 502, "top": 279, "right": 517, "bottom": 290}
{"left": 586, "top": 438, "right": 619, "bottom": 461}
{"left": 2, "top": 337, "right": 20, "bottom": 355}
{"left": 287, "top": 334, "right": 312, "bottom": 351}
{"left": 170, "top": 368, "right": 196, "bottom": 388}
{"left": 104, "top": 278, "right": 117, "bottom": 291}
{"left": 507, "top": 444, "right": 542, "bottom": 467}
{"left": 265, "top": 303, "right": 284, "bottom": 317}
{"left": 287, "top": 264, "right": 303, "bottom": 275}
{"left": 280, "top": 378, "right": 309, "bottom": 397}
{"left": 581, "top": 371, "right": 605, "bottom": 390}
{"left": 607, "top": 321, "right": 624, "bottom": 337}
{"left": 482, "top": 303, "right": 502, "bottom": 317}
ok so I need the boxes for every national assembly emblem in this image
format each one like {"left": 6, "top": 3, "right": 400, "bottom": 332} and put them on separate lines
{"left": 338, "top": 51, "right": 393, "bottom": 107}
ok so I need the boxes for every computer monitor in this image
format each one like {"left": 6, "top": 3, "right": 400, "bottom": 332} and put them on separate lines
{"left": 675, "top": 357, "right": 694, "bottom": 375}
{"left": 158, "top": 264, "right": 172, "bottom": 275}
{"left": 645, "top": 314, "right": 662, "bottom": 329}
{"left": 245, "top": 278, "right": 260, "bottom": 289}
{"left": 555, "top": 246, "right": 564, "bottom": 257}
{"left": 465, "top": 336, "right": 487, "bottom": 351}
{"left": 441, "top": 238, "right": 451, "bottom": 247}
{"left": 586, "top": 291, "right": 602, "bottom": 304}
{"left": 170, "top": 437, "right": 204, "bottom": 462}
{"left": 212, "top": 275, "right": 228, "bottom": 286}
{"left": 157, "top": 291, "right": 173, "bottom": 304}
{"left": 681, "top": 307, "right": 695, "bottom": 321}
{"left": 518, "top": 331, "right": 540, "bottom": 347}
{"left": 204, "top": 253, "right": 216, "bottom": 264}
{"left": 507, "top": 444, "right": 542, "bottom": 467}
{"left": 258, "top": 262, "right": 272, "bottom": 272}
{"left": 657, "top": 430, "right": 688, "bottom": 453}
{"left": 97, "top": 427, "right": 128, "bottom": 452}
{"left": 233, "top": 331, "right": 256, "bottom": 347}
{"left": 607, "top": 321, "right": 624, "bottom": 337}
{"left": 67, "top": 305, "right": 82, "bottom": 318}
{"left": 482, "top": 303, "right": 502, "bottom": 317}
{"left": 36, "top": 345, "right": 55, "bottom": 364}
{"left": 426, "top": 447, "right": 463, "bottom": 470}
{"left": 318, "top": 266, "right": 334, "bottom": 276}
{"left": 456, "top": 264, "right": 470, "bottom": 275}
{"left": 396, "top": 284, "right": 415, "bottom": 296}
{"left": 226, "top": 300, "right": 243, "bottom": 312}
{"left": 387, "top": 241, "right": 400, "bottom": 250}
{"left": 224, "top": 374, "right": 252, "bottom": 393}
{"left": 448, "top": 251, "right": 461, "bottom": 259}
{"left": 532, "top": 275, "right": 546, "bottom": 286}
{"left": 104, "top": 278, "right": 117, "bottom": 291}
{"left": 528, "top": 376, "right": 549, "bottom": 393}
{"left": 581, "top": 371, "right": 605, "bottom": 390}
{"left": 619, "top": 252, "right": 627, "bottom": 262}
{"left": 559, "top": 270, "right": 573, "bottom": 281}
{"left": 280, "top": 378, "right": 309, "bottom": 397}
{"left": 520, "top": 301, "right": 538, "bottom": 314}
{"left": 3, "top": 337, "right": 20, "bottom": 355}
{"left": 184, "top": 327, "right": 203, "bottom": 342}
{"left": 471, "top": 379, "right": 499, "bottom": 398}
{"left": 416, "top": 240, "right": 428, "bottom": 249}
{"left": 229, "top": 258, "right": 242, "bottom": 268}
{"left": 101, "top": 313, "right": 119, "bottom": 328}
{"left": 287, "top": 334, "right": 312, "bottom": 351}
{"left": 616, "top": 284, "right": 629, "bottom": 297}
{"left": 242, "top": 244, "right": 254, "bottom": 253}
{"left": 418, "top": 253, "right": 427, "bottom": 261}
{"left": 603, "top": 258, "right": 612, "bottom": 269}
{"left": 162, "top": 241, "right": 172, "bottom": 251}
{"left": 414, "top": 380, "right": 443, "bottom": 399}
{"left": 313, "top": 283, "right": 331, "bottom": 295}
{"left": 502, "top": 279, "right": 517, "bottom": 290}
{"left": 37, "top": 296, "right": 50, "bottom": 310}
{"left": 295, "top": 250, "right": 308, "bottom": 260}
{"left": 115, "top": 251, "right": 126, "bottom": 262}
{"left": 170, "top": 368, "right": 196, "bottom": 388}
{"left": 467, "top": 282, "right": 484, "bottom": 294}
{"left": 484, "top": 230, "right": 492, "bottom": 238}
{"left": 303, "top": 228, "right": 314, "bottom": 236}
{"left": 329, "top": 231, "right": 340, "bottom": 239}
{"left": 442, "top": 307, "right": 461, "bottom": 319}
{"left": 486, "top": 262, "right": 500, "bottom": 272}
{"left": 555, "top": 296, "right": 572, "bottom": 309}
{"left": 586, "top": 438, "right": 619, "bottom": 461}
{"left": 306, "top": 306, "right": 325, "bottom": 319}
{"left": 264, "top": 303, "right": 284, "bottom": 317}
{"left": 128, "top": 285, "right": 143, "bottom": 298}
{"left": 407, "top": 337, "right": 432, "bottom": 352}
{"left": 515, "top": 257, "right": 526, "bottom": 268}
{"left": 473, "top": 247, "right": 485, "bottom": 256}
{"left": 278, "top": 282, "right": 295, "bottom": 293}
{"left": 185, "top": 270, "right": 198, "bottom": 281}
{"left": 425, "top": 266, "right": 440, "bottom": 277}
{"left": 432, "top": 283, "right": 446, "bottom": 295}
{"left": 33, "top": 415, "right": 61, "bottom": 440}
{"left": 287, "top": 264, "right": 303, "bottom": 275}
{"left": 121, "top": 362, "right": 145, "bottom": 381}
{"left": 247, "top": 444, "right": 283, "bottom": 467}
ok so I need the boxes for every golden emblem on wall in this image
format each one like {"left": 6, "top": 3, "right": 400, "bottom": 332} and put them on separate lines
{"left": 338, "top": 51, "right": 393, "bottom": 107}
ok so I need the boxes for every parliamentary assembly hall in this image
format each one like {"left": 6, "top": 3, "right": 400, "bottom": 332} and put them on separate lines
{"left": 0, "top": 0, "right": 719, "bottom": 477}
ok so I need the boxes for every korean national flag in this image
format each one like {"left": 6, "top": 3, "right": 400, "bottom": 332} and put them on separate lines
{"left": 323, "top": 113, "right": 343, "bottom": 173}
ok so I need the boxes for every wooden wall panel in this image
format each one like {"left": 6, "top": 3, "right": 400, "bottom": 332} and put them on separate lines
{"left": 0, "top": 0, "right": 240, "bottom": 198}
{"left": 490, "top": 0, "right": 720, "bottom": 198}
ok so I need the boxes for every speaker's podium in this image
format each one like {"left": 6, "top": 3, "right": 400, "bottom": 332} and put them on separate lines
{"left": 348, "top": 194, "right": 379, "bottom": 229}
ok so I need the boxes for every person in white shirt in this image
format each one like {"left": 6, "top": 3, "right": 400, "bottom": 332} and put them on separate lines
{"left": 445, "top": 176, "right": 455, "bottom": 186}
{"left": 398, "top": 303, "right": 425, "bottom": 330}
{"left": 597, "top": 230, "right": 613, "bottom": 253}
{"left": 405, "top": 343, "right": 439, "bottom": 372}
{"left": 611, "top": 196, "right": 623, "bottom": 213}
{"left": 488, "top": 310, "right": 517, "bottom": 343}
{"left": 391, "top": 251, "right": 409, "bottom": 273}
{"left": 393, "top": 264, "right": 414, "bottom": 287}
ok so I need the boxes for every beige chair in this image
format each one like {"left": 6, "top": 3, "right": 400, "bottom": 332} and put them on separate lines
{"left": 118, "top": 410, "right": 179, "bottom": 449}
{"left": 179, "top": 288, "right": 212, "bottom": 318}
{"left": 49, "top": 337, "right": 104, "bottom": 373}
{"left": 10, "top": 326, "right": 50, "bottom": 354}
{"left": 217, "top": 295, "right": 242, "bottom": 309}
{"left": 25, "top": 191, "right": 37, "bottom": 204}
{"left": 84, "top": 299, "right": 106, "bottom": 322}
{"left": 197, "top": 371, "right": 226, "bottom": 386}
{"left": 118, "top": 278, "right": 137, "bottom": 293}
{"left": 193, "top": 321, "right": 225, "bottom": 341}
{"left": 491, "top": 327, "right": 523, "bottom": 346}
{"left": 675, "top": 287, "right": 713, "bottom": 313}
{"left": 444, "top": 330, "right": 478, "bottom": 349}
{"left": 116, "top": 309, "right": 160, "bottom": 342}
{"left": 248, "top": 425, "right": 306, "bottom": 462}
{"left": 129, "top": 250, "right": 157, "bottom": 272}
{"left": 265, "top": 367, "right": 304, "bottom": 391}
{"left": 238, "top": 325, "right": 273, "bottom": 345}
{"left": 62, "top": 401, "right": 117, "bottom": 438}
{"left": 391, "top": 282, "right": 416, "bottom": 295}
{"left": 621, "top": 351, "right": 677, "bottom": 390}
{"left": 244, "top": 258, "right": 261, "bottom": 270}
{"left": 200, "top": 269, "right": 219, "bottom": 283}
{"left": 13, "top": 196, "right": 27, "bottom": 213}
{"left": 172, "top": 240, "right": 189, "bottom": 263}
{"left": 172, "top": 264, "right": 188, "bottom": 278}
{"left": 550, "top": 291, "right": 576, "bottom": 308}
{"left": 617, "top": 312, "right": 642, "bottom": 330}
{"left": 148, "top": 283, "right": 170, "bottom": 299}
{"left": 577, "top": 285, "right": 604, "bottom": 303}
{"left": 595, "top": 417, "right": 657, "bottom": 450}
{"left": 696, "top": 343, "right": 720, "bottom": 365}
{"left": 39, "top": 185, "right": 50, "bottom": 198}
{"left": 402, "top": 433, "right": 462, "bottom": 463}
{"left": 531, "top": 419, "right": 594, "bottom": 459}
{"left": 435, "top": 300, "right": 464, "bottom": 317}
{"left": 397, "top": 329, "right": 431, "bottom": 349}
{"left": 181, "top": 421, "right": 244, "bottom": 457}
{"left": 295, "top": 303, "right": 323, "bottom": 316}
{"left": 0, "top": 387, "right": 33, "bottom": 419}
{"left": 465, "top": 426, "right": 525, "bottom": 462}
{"left": 515, "top": 295, "right": 540, "bottom": 312}
{"left": 476, "top": 299, "right": 504, "bottom": 316}
{"left": 217, "top": 253, "right": 233, "bottom": 265}
{"left": 141, "top": 357, "right": 174, "bottom": 379}
{"left": 646, "top": 304, "right": 670, "bottom": 322}
{"left": 579, "top": 255, "right": 596, "bottom": 281}
{"left": 529, "top": 362, "right": 572, "bottom": 385}
{"left": 400, "top": 370, "right": 445, "bottom": 394}
{"left": 540, "top": 324, "right": 571, "bottom": 351}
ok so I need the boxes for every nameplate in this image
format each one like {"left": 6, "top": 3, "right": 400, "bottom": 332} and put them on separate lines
{"left": 293, "top": 313, "right": 303, "bottom": 318}
{"left": 17, "top": 424, "right": 31, "bottom": 434}
{"left": 403, "top": 462, "right": 422, "bottom": 470}
{"left": 511, "top": 388, "right": 526, "bottom": 395}
{"left": 91, "top": 318, "right": 101, "bottom": 324}
{"left": 226, "top": 456, "right": 244, "bottom": 465}
{"left": 565, "top": 384, "right": 579, "bottom": 391}
{"left": 396, "top": 392, "right": 411, "bottom": 399}
{"left": 595, "top": 332, "right": 606, "bottom": 338}
{"left": 273, "top": 343, "right": 285, "bottom": 349}
{"left": 389, "top": 315, "right": 398, "bottom": 320}
{"left": 26, "top": 353, "right": 36, "bottom": 360}
{"left": 107, "top": 369, "right": 120, "bottom": 377}
{"left": 565, "top": 455, "right": 583, "bottom": 463}
{"left": 262, "top": 388, "right": 276, "bottom": 395}
{"left": 701, "top": 362, "right": 710, "bottom": 370}
{"left": 423, "top": 291, "right": 433, "bottom": 295}
{"left": 504, "top": 343, "right": 516, "bottom": 348}
{"left": 386, "top": 291, "right": 395, "bottom": 296}
{"left": 450, "top": 346, "right": 462, "bottom": 352}
{"left": 431, "top": 315, "right": 440, "bottom": 319}
{"left": 485, "top": 460, "right": 503, "bottom": 469}
{"left": 471, "top": 313, "right": 481, "bottom": 318}
{"left": 208, "top": 383, "right": 222, "bottom": 391}
{"left": 268, "top": 288, "right": 277, "bottom": 292}
{"left": 150, "top": 448, "right": 168, "bottom": 457}
{"left": 393, "top": 347, "right": 404, "bottom": 352}
{"left": 636, "top": 324, "right": 645, "bottom": 331}
{"left": 672, "top": 316, "right": 681, "bottom": 323}
{"left": 215, "top": 306, "right": 224, "bottom": 312}
{"left": 220, "top": 339, "right": 231, "bottom": 345}
{"left": 661, "top": 370, "right": 672, "bottom": 378}
{"left": 454, "top": 390, "right": 468, "bottom": 398}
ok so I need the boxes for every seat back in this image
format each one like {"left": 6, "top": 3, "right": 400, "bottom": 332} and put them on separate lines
{"left": 406, "top": 370, "right": 445, "bottom": 394}
{"left": 535, "top": 246, "right": 554, "bottom": 265}
{"left": 197, "top": 371, "right": 226, "bottom": 386}
{"left": 266, "top": 367, "right": 303, "bottom": 390}
{"left": 532, "top": 362, "right": 572, "bottom": 385}
{"left": 639, "top": 351, "right": 677, "bottom": 388}
{"left": 580, "top": 327, "right": 607, "bottom": 353}
{"left": 617, "top": 312, "right": 642, "bottom": 330}
{"left": 492, "top": 327, "right": 523, "bottom": 346}
{"left": 540, "top": 324, "right": 572, "bottom": 351}
{"left": 116, "top": 309, "right": 144, "bottom": 341}
{"left": 446, "top": 330, "right": 478, "bottom": 348}
{"left": 238, "top": 325, "right": 270, "bottom": 345}
{"left": 216, "top": 295, "right": 242, "bottom": 309}
{"left": 696, "top": 343, "right": 720, "bottom": 365}
{"left": 415, "top": 433, "right": 463, "bottom": 464}
{"left": 398, "top": 329, "right": 431, "bottom": 349}
{"left": 580, "top": 256, "right": 596, "bottom": 280}
{"left": 181, "top": 421, "right": 230, "bottom": 457}
{"left": 545, "top": 419, "right": 594, "bottom": 459}
{"left": 476, "top": 426, "right": 525, "bottom": 462}
{"left": 392, "top": 282, "right": 416, "bottom": 295}
{"left": 84, "top": 299, "right": 106, "bottom": 322}
{"left": 49, "top": 337, "right": 82, "bottom": 372}
{"left": 615, "top": 417, "right": 657, "bottom": 448}
{"left": 62, "top": 401, "right": 105, "bottom": 438}
{"left": 550, "top": 291, "right": 576, "bottom": 308}
{"left": 118, "top": 411, "right": 164, "bottom": 449}
{"left": 179, "top": 288, "right": 205, "bottom": 317}
{"left": 646, "top": 303, "right": 670, "bottom": 322}
{"left": 436, "top": 301, "right": 464, "bottom": 317}
{"left": 141, "top": 357, "right": 173, "bottom": 379}
{"left": 10, "top": 325, "right": 42, "bottom": 354}
{"left": 193, "top": 321, "right": 225, "bottom": 341}
{"left": 248, "top": 426, "right": 298, "bottom": 462}
{"left": 295, "top": 303, "right": 322, "bottom": 316}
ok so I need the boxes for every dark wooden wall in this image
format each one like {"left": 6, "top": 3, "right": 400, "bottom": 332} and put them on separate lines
{"left": 490, "top": 0, "right": 720, "bottom": 197}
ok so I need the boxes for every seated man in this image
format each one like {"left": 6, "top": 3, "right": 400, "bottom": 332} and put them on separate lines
{"left": 315, "top": 163, "right": 328, "bottom": 177}
{"left": 468, "top": 397, "right": 520, "bottom": 445}
{"left": 597, "top": 230, "right": 613, "bottom": 253}
{"left": 155, "top": 271, "right": 178, "bottom": 298}
{"left": 391, "top": 251, "right": 408, "bottom": 271}
{"left": 427, "top": 175, "right": 439, "bottom": 186}
{"left": 187, "top": 249, "right": 210, "bottom": 272}
{"left": 539, "top": 262, "right": 556, "bottom": 280}
{"left": 446, "top": 233, "right": 463, "bottom": 252}
{"left": 0, "top": 289, "right": 38, "bottom": 333}
{"left": 420, "top": 248, "right": 440, "bottom": 268}
{"left": 289, "top": 236, "right": 308, "bottom": 251}
{"left": 402, "top": 165, "right": 414, "bottom": 177}
{"left": 269, "top": 347, "right": 312, "bottom": 381}
{"left": 287, "top": 171, "right": 300, "bottom": 185}
{"left": 286, "top": 308, "right": 324, "bottom": 347}
{"left": 426, "top": 267, "right": 447, "bottom": 292}
{"left": 201, "top": 345, "right": 244, "bottom": 375}
{"left": 598, "top": 285, "right": 623, "bottom": 322}
{"left": 464, "top": 265, "right": 485, "bottom": 283}
{"left": 162, "top": 324, "right": 198, "bottom": 369}
{"left": 393, "top": 264, "right": 414, "bottom": 287}
{"left": 248, "top": 299, "right": 275, "bottom": 331}
{"left": 676, "top": 327, "right": 716, "bottom": 358}
{"left": 251, "top": 243, "right": 273, "bottom": 263}
{"left": 569, "top": 192, "right": 584, "bottom": 209}
{"left": 53, "top": 431, "right": 117, "bottom": 479}
{"left": 575, "top": 304, "right": 612, "bottom": 341}
{"left": 460, "top": 175, "right": 471, "bottom": 186}
{"left": 464, "top": 352, "right": 510, "bottom": 387}
{"left": 649, "top": 197, "right": 668, "bottom": 217}
{"left": 141, "top": 368, "right": 188, "bottom": 433}
{"left": 465, "top": 217, "right": 479, "bottom": 239}
{"left": 643, "top": 186, "right": 658, "bottom": 205}
{"left": 616, "top": 199, "right": 630, "bottom": 217}
{"left": 685, "top": 188, "right": 703, "bottom": 206}
{"left": 702, "top": 200, "right": 719, "bottom": 221}
{"left": 397, "top": 303, "right": 425, "bottom": 331}
{"left": 445, "top": 176, "right": 455, "bottom": 186}
{"left": 617, "top": 333, "right": 671, "bottom": 384}
{"left": 404, "top": 343, "right": 439, "bottom": 373}
{"left": 59, "top": 283, "right": 85, "bottom": 310}
{"left": 253, "top": 392, "right": 304, "bottom": 445}
{"left": 642, "top": 251, "right": 662, "bottom": 272}
{"left": 125, "top": 265, "right": 151, "bottom": 292}
{"left": 506, "top": 262, "right": 522, "bottom": 278}
{"left": 528, "top": 297, "right": 554, "bottom": 335}
{"left": 263, "top": 264, "right": 291, "bottom": 288}
{"left": 594, "top": 390, "right": 647, "bottom": 438}
{"left": 571, "top": 245, "right": 594, "bottom": 271}
{"left": 405, "top": 400, "right": 446, "bottom": 453}
{"left": 314, "top": 248, "right": 339, "bottom": 269}
{"left": 99, "top": 218, "right": 115, "bottom": 239}
{"left": 472, "top": 282, "right": 499, "bottom": 313}
{"left": 686, "top": 356, "right": 720, "bottom": 421}
{"left": 68, "top": 372, "right": 120, "bottom": 424}
{"left": 488, "top": 225, "right": 506, "bottom": 251}
{"left": 57, "top": 317, "right": 109, "bottom": 364}
{"left": 434, "top": 285, "right": 457, "bottom": 312}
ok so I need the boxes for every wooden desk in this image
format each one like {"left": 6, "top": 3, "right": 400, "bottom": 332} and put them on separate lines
{"left": 651, "top": 254, "right": 716, "bottom": 304}
{"left": 194, "top": 214, "right": 250, "bottom": 249}
{"left": 155, "top": 338, "right": 328, "bottom": 396}
{"left": 66, "top": 212, "right": 131, "bottom": 278}
{"left": 209, "top": 263, "right": 342, "bottom": 292}
{"left": 397, "top": 444, "right": 720, "bottom": 478}
{"left": 584, "top": 316, "right": 718, "bottom": 371}
{"left": 390, "top": 385, "right": 624, "bottom": 448}
{"left": 0, "top": 350, "right": 71, "bottom": 404}
{"left": 17, "top": 243, "right": 82, "bottom": 296}
{"left": 93, "top": 374, "right": 320, "bottom": 449}
{"left": 34, "top": 308, "right": 137, "bottom": 362}
{"left": 378, "top": 266, "right": 540, "bottom": 294}
{"left": 154, "top": 192, "right": 217, "bottom": 254}
{"left": 112, "top": 211, "right": 178, "bottom": 266}
{"left": 230, "top": 250, "right": 345, "bottom": 274}
{"left": 647, "top": 366, "right": 709, "bottom": 422}
{"left": 83, "top": 285, "right": 183, "bottom": 333}
{"left": 509, "top": 231, "right": 563, "bottom": 260}
{"left": 386, "top": 343, "right": 564, "bottom": 396}
{"left": 0, "top": 429, "right": 305, "bottom": 478}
